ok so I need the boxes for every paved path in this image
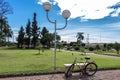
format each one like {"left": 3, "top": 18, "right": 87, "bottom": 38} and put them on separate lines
{"left": 0, "top": 70, "right": 120, "bottom": 80}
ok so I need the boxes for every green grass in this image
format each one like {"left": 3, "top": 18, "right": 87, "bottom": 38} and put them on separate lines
{"left": 103, "top": 52, "right": 120, "bottom": 57}
{"left": 89, "top": 55, "right": 120, "bottom": 69}
{"left": 0, "top": 48, "right": 120, "bottom": 75}
{"left": 93, "top": 50, "right": 120, "bottom": 57}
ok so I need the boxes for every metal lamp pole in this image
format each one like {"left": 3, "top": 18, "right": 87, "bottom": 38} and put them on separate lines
{"left": 43, "top": 2, "right": 71, "bottom": 71}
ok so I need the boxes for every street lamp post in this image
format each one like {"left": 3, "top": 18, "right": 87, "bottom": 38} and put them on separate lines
{"left": 43, "top": 2, "right": 71, "bottom": 71}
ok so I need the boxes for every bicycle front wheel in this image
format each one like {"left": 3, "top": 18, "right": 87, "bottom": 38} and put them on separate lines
{"left": 84, "top": 62, "right": 97, "bottom": 76}
{"left": 65, "top": 64, "right": 74, "bottom": 78}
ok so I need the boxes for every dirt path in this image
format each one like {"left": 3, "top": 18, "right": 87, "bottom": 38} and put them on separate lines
{"left": 0, "top": 70, "right": 119, "bottom": 80}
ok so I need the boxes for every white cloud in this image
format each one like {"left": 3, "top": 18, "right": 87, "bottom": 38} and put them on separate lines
{"left": 38, "top": 0, "right": 120, "bottom": 20}
{"left": 111, "top": 8, "right": 120, "bottom": 17}
{"left": 38, "top": 0, "right": 120, "bottom": 43}
{"left": 37, "top": 0, "right": 50, "bottom": 4}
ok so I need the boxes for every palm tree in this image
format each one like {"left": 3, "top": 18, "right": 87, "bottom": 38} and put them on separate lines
{"left": 76, "top": 32, "right": 84, "bottom": 46}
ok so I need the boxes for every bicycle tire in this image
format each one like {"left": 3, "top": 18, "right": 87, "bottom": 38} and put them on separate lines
{"left": 65, "top": 64, "right": 74, "bottom": 78}
{"left": 84, "top": 62, "right": 97, "bottom": 76}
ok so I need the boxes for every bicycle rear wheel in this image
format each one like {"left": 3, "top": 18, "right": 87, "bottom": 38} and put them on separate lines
{"left": 65, "top": 64, "right": 74, "bottom": 78}
{"left": 84, "top": 62, "right": 97, "bottom": 76}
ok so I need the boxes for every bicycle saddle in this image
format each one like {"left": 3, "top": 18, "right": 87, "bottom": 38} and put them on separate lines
{"left": 85, "top": 56, "right": 90, "bottom": 60}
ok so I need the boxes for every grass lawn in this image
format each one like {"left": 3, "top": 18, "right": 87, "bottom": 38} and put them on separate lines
{"left": 0, "top": 48, "right": 120, "bottom": 75}
{"left": 103, "top": 52, "right": 120, "bottom": 57}
{"left": 93, "top": 50, "right": 120, "bottom": 57}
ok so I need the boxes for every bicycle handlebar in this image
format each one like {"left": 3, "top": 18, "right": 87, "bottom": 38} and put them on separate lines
{"left": 73, "top": 56, "right": 91, "bottom": 64}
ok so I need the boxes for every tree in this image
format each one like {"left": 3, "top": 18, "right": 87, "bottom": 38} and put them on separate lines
{"left": 36, "top": 44, "right": 43, "bottom": 54}
{"left": 0, "top": 0, "right": 13, "bottom": 18}
{"left": 44, "top": 33, "right": 54, "bottom": 48}
{"left": 41, "top": 27, "right": 61, "bottom": 48}
{"left": 76, "top": 32, "right": 84, "bottom": 46}
{"left": 2, "top": 19, "right": 8, "bottom": 42}
{"left": 41, "top": 27, "right": 60, "bottom": 48}
{"left": 95, "top": 44, "right": 100, "bottom": 51}
{"left": 114, "top": 42, "right": 120, "bottom": 54}
{"left": 0, "top": 18, "right": 12, "bottom": 45}
{"left": 41, "top": 27, "right": 48, "bottom": 37}
{"left": 0, "top": 18, "right": 7, "bottom": 35}
{"left": 25, "top": 19, "right": 31, "bottom": 48}
{"left": 61, "top": 41, "right": 67, "bottom": 47}
{"left": 103, "top": 43, "right": 107, "bottom": 51}
{"left": 56, "top": 34, "right": 61, "bottom": 42}
{"left": 6, "top": 26, "right": 13, "bottom": 43}
{"left": 0, "top": 31, "right": 4, "bottom": 46}
{"left": 107, "top": 43, "right": 113, "bottom": 51}
{"left": 31, "top": 13, "right": 40, "bottom": 48}
{"left": 2, "top": 20, "right": 11, "bottom": 42}
{"left": 0, "top": 0, "right": 13, "bottom": 46}
{"left": 0, "top": 18, "right": 4, "bottom": 31}
{"left": 41, "top": 27, "right": 49, "bottom": 47}
{"left": 17, "top": 26, "right": 25, "bottom": 48}
{"left": 0, "top": 0, "right": 12, "bottom": 30}
{"left": 57, "top": 42, "right": 63, "bottom": 51}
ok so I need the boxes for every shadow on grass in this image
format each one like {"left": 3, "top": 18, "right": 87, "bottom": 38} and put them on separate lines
{"left": 34, "top": 53, "right": 43, "bottom": 55}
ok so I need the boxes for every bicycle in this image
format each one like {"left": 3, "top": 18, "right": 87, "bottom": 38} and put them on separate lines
{"left": 65, "top": 56, "right": 98, "bottom": 78}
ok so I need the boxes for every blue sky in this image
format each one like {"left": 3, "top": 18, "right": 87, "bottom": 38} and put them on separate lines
{"left": 5, "top": 0, "right": 120, "bottom": 43}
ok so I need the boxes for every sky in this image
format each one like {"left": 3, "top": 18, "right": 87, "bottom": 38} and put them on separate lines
{"left": 5, "top": 0, "right": 120, "bottom": 43}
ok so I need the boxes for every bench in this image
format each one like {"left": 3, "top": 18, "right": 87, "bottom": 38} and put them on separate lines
{"left": 64, "top": 63, "right": 87, "bottom": 72}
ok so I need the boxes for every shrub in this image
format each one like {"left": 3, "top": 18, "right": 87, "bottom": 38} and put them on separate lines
{"left": 89, "top": 47, "right": 94, "bottom": 51}
{"left": 74, "top": 46, "right": 80, "bottom": 50}
{"left": 80, "top": 48, "right": 85, "bottom": 52}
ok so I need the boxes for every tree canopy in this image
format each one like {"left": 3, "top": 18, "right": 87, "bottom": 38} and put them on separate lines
{"left": 0, "top": 0, "right": 13, "bottom": 46}
{"left": 0, "top": 0, "right": 13, "bottom": 18}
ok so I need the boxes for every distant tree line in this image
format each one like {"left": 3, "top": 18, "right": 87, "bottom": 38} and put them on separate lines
{"left": 104, "top": 42, "right": 120, "bottom": 54}
{"left": 17, "top": 13, "right": 60, "bottom": 49}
